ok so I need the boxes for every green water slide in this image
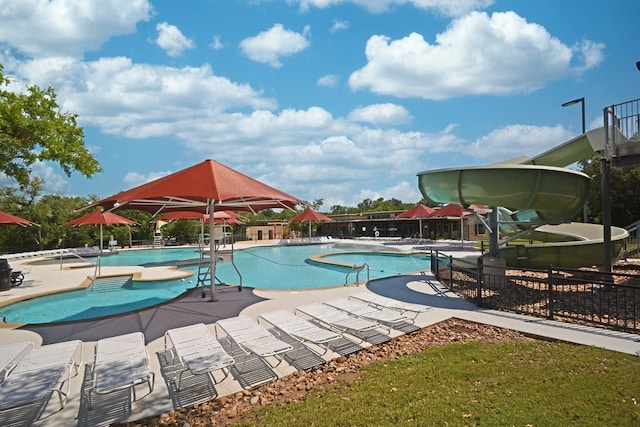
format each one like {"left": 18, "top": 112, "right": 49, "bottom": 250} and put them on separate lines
{"left": 417, "top": 127, "right": 629, "bottom": 268}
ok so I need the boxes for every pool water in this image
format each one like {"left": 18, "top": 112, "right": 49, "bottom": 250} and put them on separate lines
{"left": 0, "top": 244, "right": 431, "bottom": 324}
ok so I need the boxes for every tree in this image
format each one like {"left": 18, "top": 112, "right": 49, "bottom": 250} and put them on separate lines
{"left": 0, "top": 64, "right": 101, "bottom": 188}
{"left": 583, "top": 154, "right": 640, "bottom": 227}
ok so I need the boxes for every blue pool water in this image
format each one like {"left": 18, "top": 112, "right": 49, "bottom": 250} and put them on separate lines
{"left": 0, "top": 244, "right": 431, "bottom": 324}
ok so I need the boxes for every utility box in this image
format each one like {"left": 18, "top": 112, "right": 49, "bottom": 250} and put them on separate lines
{"left": 483, "top": 256, "right": 506, "bottom": 288}
{"left": 0, "top": 258, "right": 12, "bottom": 291}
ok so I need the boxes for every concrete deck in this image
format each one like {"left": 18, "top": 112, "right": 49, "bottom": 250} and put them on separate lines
{"left": 1, "top": 241, "right": 639, "bottom": 426}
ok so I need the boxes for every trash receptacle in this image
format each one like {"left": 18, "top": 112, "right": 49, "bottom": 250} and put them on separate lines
{"left": 0, "top": 258, "right": 12, "bottom": 291}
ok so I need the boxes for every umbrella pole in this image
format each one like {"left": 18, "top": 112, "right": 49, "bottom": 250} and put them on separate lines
{"left": 308, "top": 221, "right": 311, "bottom": 238}
{"left": 99, "top": 224, "right": 103, "bottom": 275}
{"left": 209, "top": 200, "right": 218, "bottom": 302}
{"left": 419, "top": 218, "right": 423, "bottom": 239}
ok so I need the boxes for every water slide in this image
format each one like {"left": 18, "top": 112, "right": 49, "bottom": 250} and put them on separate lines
{"left": 417, "top": 127, "right": 629, "bottom": 268}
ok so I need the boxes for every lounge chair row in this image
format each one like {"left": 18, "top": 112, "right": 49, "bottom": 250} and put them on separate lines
{"left": 163, "top": 293, "right": 432, "bottom": 394}
{"left": 1, "top": 249, "right": 71, "bottom": 261}
{"left": 274, "top": 236, "right": 333, "bottom": 245}
{"left": 0, "top": 332, "right": 154, "bottom": 424}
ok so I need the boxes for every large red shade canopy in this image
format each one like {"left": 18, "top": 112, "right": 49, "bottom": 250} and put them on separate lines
{"left": 87, "top": 159, "right": 302, "bottom": 214}
{"left": 0, "top": 210, "right": 38, "bottom": 227}
{"left": 83, "top": 159, "right": 303, "bottom": 301}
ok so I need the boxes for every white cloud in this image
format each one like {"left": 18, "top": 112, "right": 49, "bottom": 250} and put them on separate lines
{"left": 349, "top": 11, "right": 594, "bottom": 100}
{"left": 466, "top": 124, "right": 573, "bottom": 161}
{"left": 155, "top": 22, "right": 194, "bottom": 57}
{"left": 210, "top": 35, "right": 224, "bottom": 50}
{"left": 348, "top": 103, "right": 413, "bottom": 126}
{"left": 32, "top": 162, "right": 71, "bottom": 194}
{"left": 330, "top": 20, "right": 349, "bottom": 32}
{"left": 317, "top": 74, "right": 339, "bottom": 87}
{"left": 123, "top": 170, "right": 172, "bottom": 187}
{"left": 9, "top": 57, "right": 277, "bottom": 138}
{"left": 572, "top": 39, "right": 605, "bottom": 73}
{"left": 240, "top": 24, "right": 311, "bottom": 68}
{"left": 295, "top": 0, "right": 493, "bottom": 16}
{"left": 0, "top": 0, "right": 151, "bottom": 58}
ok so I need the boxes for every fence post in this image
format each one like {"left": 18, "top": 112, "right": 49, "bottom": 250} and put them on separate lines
{"left": 449, "top": 255, "right": 453, "bottom": 288}
{"left": 476, "top": 257, "right": 483, "bottom": 306}
{"left": 547, "top": 265, "right": 554, "bottom": 320}
{"left": 431, "top": 249, "right": 437, "bottom": 277}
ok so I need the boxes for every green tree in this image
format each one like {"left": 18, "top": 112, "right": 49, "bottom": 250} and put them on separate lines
{"left": 0, "top": 64, "right": 101, "bottom": 188}
{"left": 583, "top": 154, "right": 640, "bottom": 227}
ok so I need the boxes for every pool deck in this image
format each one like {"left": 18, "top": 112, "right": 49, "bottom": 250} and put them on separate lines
{"left": 1, "top": 239, "right": 640, "bottom": 426}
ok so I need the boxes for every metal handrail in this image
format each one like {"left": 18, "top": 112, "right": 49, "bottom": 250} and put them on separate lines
{"left": 345, "top": 263, "right": 369, "bottom": 285}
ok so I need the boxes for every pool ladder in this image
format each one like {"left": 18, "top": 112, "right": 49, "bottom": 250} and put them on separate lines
{"left": 345, "top": 263, "right": 369, "bottom": 286}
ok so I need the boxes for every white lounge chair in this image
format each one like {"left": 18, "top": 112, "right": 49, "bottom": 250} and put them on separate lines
{"left": 215, "top": 316, "right": 293, "bottom": 368}
{"left": 0, "top": 340, "right": 82, "bottom": 418}
{"left": 258, "top": 309, "right": 342, "bottom": 356}
{"left": 0, "top": 342, "right": 34, "bottom": 382}
{"left": 164, "top": 323, "right": 235, "bottom": 390}
{"left": 295, "top": 302, "right": 390, "bottom": 344}
{"left": 324, "top": 298, "right": 409, "bottom": 330}
{"left": 88, "top": 332, "right": 154, "bottom": 408}
{"left": 349, "top": 292, "right": 432, "bottom": 321}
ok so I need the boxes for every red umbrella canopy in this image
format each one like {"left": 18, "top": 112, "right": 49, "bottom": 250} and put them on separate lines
{"left": 395, "top": 204, "right": 436, "bottom": 219}
{"left": 430, "top": 204, "right": 470, "bottom": 218}
{"left": 157, "top": 210, "right": 245, "bottom": 224}
{"left": 64, "top": 209, "right": 136, "bottom": 226}
{"left": 85, "top": 159, "right": 303, "bottom": 214}
{"left": 212, "top": 211, "right": 245, "bottom": 225}
{"left": 290, "top": 208, "right": 333, "bottom": 223}
{"left": 0, "top": 210, "right": 38, "bottom": 227}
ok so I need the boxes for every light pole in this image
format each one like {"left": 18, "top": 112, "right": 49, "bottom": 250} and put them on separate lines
{"left": 561, "top": 97, "right": 585, "bottom": 134}
{"left": 562, "top": 97, "right": 588, "bottom": 222}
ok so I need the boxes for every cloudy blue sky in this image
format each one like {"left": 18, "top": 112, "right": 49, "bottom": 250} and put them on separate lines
{"left": 1, "top": 0, "right": 638, "bottom": 208}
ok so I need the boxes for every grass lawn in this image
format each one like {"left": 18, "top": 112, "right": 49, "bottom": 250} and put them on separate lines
{"left": 233, "top": 340, "right": 640, "bottom": 426}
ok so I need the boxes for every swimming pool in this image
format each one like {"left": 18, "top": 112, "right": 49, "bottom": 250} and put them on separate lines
{"left": 0, "top": 244, "right": 431, "bottom": 324}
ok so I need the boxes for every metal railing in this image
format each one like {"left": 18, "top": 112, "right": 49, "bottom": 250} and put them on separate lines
{"left": 345, "top": 263, "right": 369, "bottom": 285}
{"left": 623, "top": 220, "right": 640, "bottom": 259}
{"left": 431, "top": 250, "right": 640, "bottom": 334}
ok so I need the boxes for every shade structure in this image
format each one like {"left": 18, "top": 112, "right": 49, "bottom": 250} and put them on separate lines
{"left": 396, "top": 204, "right": 436, "bottom": 219}
{"left": 64, "top": 210, "right": 136, "bottom": 271}
{"left": 85, "top": 159, "right": 303, "bottom": 301}
{"left": 86, "top": 159, "right": 302, "bottom": 214}
{"left": 290, "top": 208, "right": 333, "bottom": 237}
{"left": 212, "top": 211, "right": 245, "bottom": 225}
{"left": 395, "top": 204, "right": 435, "bottom": 239}
{"left": 430, "top": 203, "right": 467, "bottom": 218}
{"left": 0, "top": 210, "right": 38, "bottom": 227}
{"left": 157, "top": 211, "right": 208, "bottom": 222}
{"left": 429, "top": 204, "right": 470, "bottom": 243}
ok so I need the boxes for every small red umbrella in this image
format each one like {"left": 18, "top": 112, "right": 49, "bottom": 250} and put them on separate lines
{"left": 396, "top": 204, "right": 436, "bottom": 219}
{"left": 64, "top": 209, "right": 136, "bottom": 252}
{"left": 429, "top": 204, "right": 471, "bottom": 243}
{"left": 396, "top": 204, "right": 435, "bottom": 239}
{"left": 290, "top": 208, "right": 333, "bottom": 237}
{"left": 430, "top": 203, "right": 469, "bottom": 218}
{"left": 0, "top": 210, "right": 38, "bottom": 227}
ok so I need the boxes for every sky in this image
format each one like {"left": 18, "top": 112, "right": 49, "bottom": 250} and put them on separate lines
{"left": 0, "top": 0, "right": 639, "bottom": 209}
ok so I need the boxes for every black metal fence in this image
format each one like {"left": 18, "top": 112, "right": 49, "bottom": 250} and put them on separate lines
{"left": 431, "top": 250, "right": 640, "bottom": 334}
